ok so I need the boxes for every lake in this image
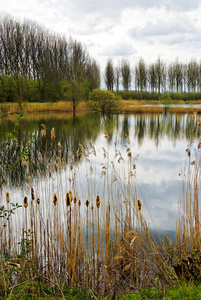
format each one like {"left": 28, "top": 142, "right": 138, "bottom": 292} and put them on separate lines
{"left": 0, "top": 111, "right": 200, "bottom": 236}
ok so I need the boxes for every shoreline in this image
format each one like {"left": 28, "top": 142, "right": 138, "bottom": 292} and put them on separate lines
{"left": 1, "top": 100, "right": 201, "bottom": 115}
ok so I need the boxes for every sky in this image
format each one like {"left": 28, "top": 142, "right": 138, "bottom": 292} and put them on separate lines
{"left": 1, "top": 0, "right": 201, "bottom": 76}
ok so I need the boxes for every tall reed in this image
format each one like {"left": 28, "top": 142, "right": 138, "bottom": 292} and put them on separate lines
{"left": 1, "top": 125, "right": 192, "bottom": 297}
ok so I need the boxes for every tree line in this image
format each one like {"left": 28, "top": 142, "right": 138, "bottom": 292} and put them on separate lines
{"left": 0, "top": 14, "right": 100, "bottom": 106}
{"left": 104, "top": 57, "right": 201, "bottom": 100}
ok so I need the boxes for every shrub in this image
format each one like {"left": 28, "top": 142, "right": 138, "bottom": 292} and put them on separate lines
{"left": 87, "top": 88, "right": 121, "bottom": 114}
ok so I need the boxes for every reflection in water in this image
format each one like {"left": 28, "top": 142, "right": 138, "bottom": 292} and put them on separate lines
{"left": 0, "top": 112, "right": 199, "bottom": 231}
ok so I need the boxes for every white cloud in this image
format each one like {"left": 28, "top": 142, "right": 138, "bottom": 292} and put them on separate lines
{"left": 1, "top": 0, "right": 201, "bottom": 70}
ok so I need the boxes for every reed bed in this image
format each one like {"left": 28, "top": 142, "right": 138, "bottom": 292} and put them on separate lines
{"left": 0, "top": 117, "right": 200, "bottom": 298}
{"left": 174, "top": 115, "right": 201, "bottom": 282}
{"left": 0, "top": 126, "right": 177, "bottom": 298}
{"left": 0, "top": 101, "right": 87, "bottom": 115}
{"left": 1, "top": 100, "right": 201, "bottom": 116}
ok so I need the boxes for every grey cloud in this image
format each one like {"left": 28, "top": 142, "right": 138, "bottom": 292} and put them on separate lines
{"left": 100, "top": 42, "right": 136, "bottom": 57}
{"left": 38, "top": 0, "right": 201, "bottom": 20}
{"left": 68, "top": 0, "right": 201, "bottom": 15}
{"left": 129, "top": 19, "right": 196, "bottom": 38}
{"left": 72, "top": 17, "right": 115, "bottom": 35}
{"left": 128, "top": 18, "right": 199, "bottom": 46}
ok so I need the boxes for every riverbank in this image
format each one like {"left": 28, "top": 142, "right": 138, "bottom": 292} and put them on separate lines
{"left": 1, "top": 100, "right": 201, "bottom": 115}
{"left": 3, "top": 281, "right": 201, "bottom": 299}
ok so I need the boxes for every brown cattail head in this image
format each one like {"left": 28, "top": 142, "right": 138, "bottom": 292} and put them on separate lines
{"left": 6, "top": 192, "right": 10, "bottom": 204}
{"left": 36, "top": 198, "right": 40, "bottom": 205}
{"left": 125, "top": 231, "right": 136, "bottom": 240}
{"left": 31, "top": 187, "right": 35, "bottom": 200}
{"left": 78, "top": 199, "right": 81, "bottom": 206}
{"left": 52, "top": 193, "right": 58, "bottom": 206}
{"left": 68, "top": 189, "right": 73, "bottom": 202}
{"left": 65, "top": 193, "right": 71, "bottom": 206}
{"left": 5, "top": 261, "right": 20, "bottom": 269}
{"left": 41, "top": 124, "right": 46, "bottom": 136}
{"left": 23, "top": 197, "right": 28, "bottom": 208}
{"left": 137, "top": 198, "right": 142, "bottom": 211}
{"left": 91, "top": 204, "right": 94, "bottom": 210}
{"left": 130, "top": 236, "right": 137, "bottom": 247}
{"left": 96, "top": 195, "right": 101, "bottom": 208}
{"left": 85, "top": 200, "right": 90, "bottom": 207}
{"left": 51, "top": 127, "right": 55, "bottom": 140}
{"left": 73, "top": 196, "right": 77, "bottom": 204}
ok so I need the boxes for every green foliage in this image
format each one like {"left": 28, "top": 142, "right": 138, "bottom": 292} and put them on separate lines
{"left": 160, "top": 92, "right": 172, "bottom": 114}
{"left": 18, "top": 229, "right": 34, "bottom": 258}
{"left": 0, "top": 203, "right": 22, "bottom": 234}
{"left": 0, "top": 110, "right": 35, "bottom": 188}
{"left": 118, "top": 282, "right": 201, "bottom": 299}
{"left": 4, "top": 283, "right": 95, "bottom": 300}
{"left": 87, "top": 88, "right": 121, "bottom": 114}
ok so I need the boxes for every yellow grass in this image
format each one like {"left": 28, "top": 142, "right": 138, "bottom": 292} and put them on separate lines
{"left": 1, "top": 100, "right": 201, "bottom": 115}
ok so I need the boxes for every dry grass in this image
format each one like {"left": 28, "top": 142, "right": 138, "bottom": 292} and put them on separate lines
{"left": 0, "top": 112, "right": 201, "bottom": 297}
{"left": 1, "top": 100, "right": 201, "bottom": 115}
{"left": 0, "top": 128, "right": 177, "bottom": 297}
{"left": 0, "top": 101, "right": 87, "bottom": 115}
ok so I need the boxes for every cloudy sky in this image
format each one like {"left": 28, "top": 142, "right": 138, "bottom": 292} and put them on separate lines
{"left": 1, "top": 0, "right": 201, "bottom": 74}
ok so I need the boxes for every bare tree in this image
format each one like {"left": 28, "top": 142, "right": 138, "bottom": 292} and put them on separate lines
{"left": 104, "top": 59, "right": 115, "bottom": 91}
{"left": 121, "top": 59, "right": 131, "bottom": 92}
{"left": 135, "top": 58, "right": 147, "bottom": 100}
{"left": 155, "top": 57, "right": 166, "bottom": 95}
{"left": 148, "top": 64, "right": 156, "bottom": 93}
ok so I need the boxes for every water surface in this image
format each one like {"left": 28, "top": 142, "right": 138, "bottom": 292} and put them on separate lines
{"left": 1, "top": 112, "right": 200, "bottom": 233}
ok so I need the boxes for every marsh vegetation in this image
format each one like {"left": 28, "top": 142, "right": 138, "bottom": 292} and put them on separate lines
{"left": 0, "top": 111, "right": 200, "bottom": 299}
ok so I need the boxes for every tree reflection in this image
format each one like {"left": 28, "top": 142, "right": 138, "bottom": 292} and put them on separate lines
{"left": 0, "top": 112, "right": 200, "bottom": 188}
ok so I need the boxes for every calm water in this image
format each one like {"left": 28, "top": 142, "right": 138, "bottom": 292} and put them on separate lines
{"left": 1, "top": 112, "right": 200, "bottom": 234}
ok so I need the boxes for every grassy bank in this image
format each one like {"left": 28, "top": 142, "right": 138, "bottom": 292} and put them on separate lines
{"left": 1, "top": 99, "right": 201, "bottom": 115}
{"left": 2, "top": 281, "right": 201, "bottom": 299}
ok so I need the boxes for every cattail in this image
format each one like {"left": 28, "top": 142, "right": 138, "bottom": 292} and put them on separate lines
{"left": 114, "top": 256, "right": 124, "bottom": 264}
{"left": 126, "top": 231, "right": 136, "bottom": 240}
{"left": 65, "top": 193, "right": 71, "bottom": 206}
{"left": 123, "top": 263, "right": 131, "bottom": 273}
{"left": 41, "top": 124, "right": 46, "bottom": 136}
{"left": 51, "top": 127, "right": 55, "bottom": 140}
{"left": 96, "top": 195, "right": 101, "bottom": 208}
{"left": 190, "top": 113, "right": 195, "bottom": 120}
{"left": 78, "top": 199, "right": 81, "bottom": 206}
{"left": 31, "top": 187, "right": 35, "bottom": 200}
{"left": 85, "top": 200, "right": 89, "bottom": 207}
{"left": 52, "top": 193, "right": 58, "bottom": 206}
{"left": 5, "top": 261, "right": 20, "bottom": 269}
{"left": 104, "top": 132, "right": 109, "bottom": 141}
{"left": 68, "top": 189, "right": 73, "bottom": 202}
{"left": 6, "top": 192, "right": 9, "bottom": 204}
{"left": 130, "top": 236, "right": 137, "bottom": 247}
{"left": 73, "top": 196, "right": 77, "bottom": 204}
{"left": 23, "top": 197, "right": 28, "bottom": 208}
{"left": 91, "top": 204, "right": 94, "bottom": 210}
{"left": 56, "top": 156, "right": 61, "bottom": 170}
{"left": 137, "top": 198, "right": 142, "bottom": 211}
{"left": 36, "top": 198, "right": 40, "bottom": 205}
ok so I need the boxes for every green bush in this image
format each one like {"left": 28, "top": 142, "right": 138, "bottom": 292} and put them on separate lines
{"left": 87, "top": 88, "right": 121, "bottom": 114}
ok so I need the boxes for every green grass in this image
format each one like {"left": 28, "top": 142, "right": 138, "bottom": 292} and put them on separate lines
{"left": 118, "top": 282, "right": 201, "bottom": 300}
{"left": 6, "top": 281, "right": 201, "bottom": 300}
{"left": 3, "top": 282, "right": 95, "bottom": 300}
